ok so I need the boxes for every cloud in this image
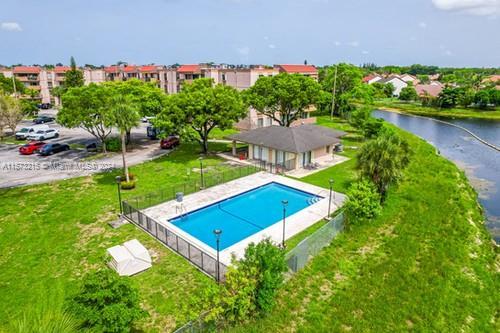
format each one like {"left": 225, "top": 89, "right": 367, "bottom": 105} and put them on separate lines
{"left": 418, "top": 21, "right": 428, "bottom": 28}
{"left": 263, "top": 36, "right": 269, "bottom": 40}
{"left": 268, "top": 44, "right": 276, "bottom": 49}
{"left": 348, "top": 41, "right": 359, "bottom": 47}
{"left": 334, "top": 41, "right": 341, "bottom": 46}
{"left": 432, "top": 0, "right": 500, "bottom": 15}
{"left": 1, "top": 22, "right": 22, "bottom": 32}
{"left": 236, "top": 46, "right": 250, "bottom": 56}
{"left": 362, "top": 50, "right": 369, "bottom": 54}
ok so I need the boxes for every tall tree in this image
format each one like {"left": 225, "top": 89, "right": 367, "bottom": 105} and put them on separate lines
{"left": 58, "top": 84, "right": 113, "bottom": 152}
{"left": 64, "top": 56, "right": 84, "bottom": 88}
{"left": 321, "top": 63, "right": 368, "bottom": 117}
{"left": 109, "top": 94, "right": 140, "bottom": 182}
{"left": 244, "top": 73, "right": 320, "bottom": 127}
{"left": 0, "top": 93, "right": 23, "bottom": 135}
{"left": 357, "top": 133, "right": 412, "bottom": 200}
{"left": 0, "top": 73, "right": 25, "bottom": 95}
{"left": 157, "top": 78, "right": 245, "bottom": 153}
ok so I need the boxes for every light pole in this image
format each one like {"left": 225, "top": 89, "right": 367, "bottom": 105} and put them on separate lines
{"left": 115, "top": 176, "right": 122, "bottom": 215}
{"left": 328, "top": 179, "right": 334, "bottom": 219}
{"left": 199, "top": 157, "right": 204, "bottom": 189}
{"left": 213, "top": 229, "right": 222, "bottom": 283}
{"left": 281, "top": 200, "right": 288, "bottom": 248}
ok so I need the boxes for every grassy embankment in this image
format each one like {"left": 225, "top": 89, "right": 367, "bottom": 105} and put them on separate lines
{"left": 229, "top": 116, "right": 499, "bottom": 332}
{"left": 0, "top": 142, "right": 250, "bottom": 332}
{"left": 0, "top": 116, "right": 498, "bottom": 332}
{"left": 372, "top": 98, "right": 500, "bottom": 121}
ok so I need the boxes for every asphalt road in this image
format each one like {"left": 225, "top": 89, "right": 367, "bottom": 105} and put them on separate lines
{"left": 0, "top": 110, "right": 169, "bottom": 188}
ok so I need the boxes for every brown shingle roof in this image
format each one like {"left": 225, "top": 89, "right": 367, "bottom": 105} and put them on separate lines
{"left": 228, "top": 124, "right": 345, "bottom": 154}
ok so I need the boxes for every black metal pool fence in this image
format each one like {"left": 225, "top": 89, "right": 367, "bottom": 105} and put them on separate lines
{"left": 126, "top": 164, "right": 259, "bottom": 210}
{"left": 122, "top": 201, "right": 228, "bottom": 281}
{"left": 121, "top": 165, "right": 259, "bottom": 280}
{"left": 286, "top": 212, "right": 344, "bottom": 273}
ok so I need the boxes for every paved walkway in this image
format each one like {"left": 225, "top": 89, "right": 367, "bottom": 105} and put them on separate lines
{"left": 143, "top": 172, "right": 346, "bottom": 265}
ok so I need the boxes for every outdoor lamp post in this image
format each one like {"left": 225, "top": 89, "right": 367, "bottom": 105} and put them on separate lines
{"left": 115, "top": 176, "right": 122, "bottom": 215}
{"left": 328, "top": 178, "right": 334, "bottom": 219}
{"left": 199, "top": 156, "right": 204, "bottom": 189}
{"left": 281, "top": 200, "right": 288, "bottom": 248}
{"left": 213, "top": 229, "right": 222, "bottom": 282}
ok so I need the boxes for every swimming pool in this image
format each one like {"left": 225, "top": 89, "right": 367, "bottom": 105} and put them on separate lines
{"left": 169, "top": 182, "right": 322, "bottom": 250}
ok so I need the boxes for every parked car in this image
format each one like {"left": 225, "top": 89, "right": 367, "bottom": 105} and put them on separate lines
{"left": 147, "top": 125, "right": 164, "bottom": 139}
{"left": 37, "top": 103, "right": 52, "bottom": 109}
{"left": 19, "top": 141, "right": 46, "bottom": 155}
{"left": 27, "top": 128, "right": 59, "bottom": 141}
{"left": 37, "top": 143, "right": 70, "bottom": 156}
{"left": 160, "top": 136, "right": 180, "bottom": 149}
{"left": 33, "top": 115, "right": 55, "bottom": 124}
{"left": 15, "top": 125, "right": 50, "bottom": 140}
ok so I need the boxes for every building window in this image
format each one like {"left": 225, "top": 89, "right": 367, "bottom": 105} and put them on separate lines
{"left": 326, "top": 145, "right": 330, "bottom": 154}
{"left": 257, "top": 118, "right": 264, "bottom": 128}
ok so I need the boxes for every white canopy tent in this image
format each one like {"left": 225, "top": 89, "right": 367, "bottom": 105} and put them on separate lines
{"left": 107, "top": 239, "right": 152, "bottom": 276}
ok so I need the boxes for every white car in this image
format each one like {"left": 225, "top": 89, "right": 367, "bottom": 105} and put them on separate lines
{"left": 27, "top": 128, "right": 59, "bottom": 141}
{"left": 15, "top": 125, "right": 50, "bottom": 139}
{"left": 141, "top": 116, "right": 155, "bottom": 123}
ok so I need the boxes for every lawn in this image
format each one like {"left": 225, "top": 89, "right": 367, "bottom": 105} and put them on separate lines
{"left": 0, "top": 142, "right": 241, "bottom": 332}
{"left": 228, "top": 118, "right": 499, "bottom": 332}
{"left": 372, "top": 99, "right": 500, "bottom": 121}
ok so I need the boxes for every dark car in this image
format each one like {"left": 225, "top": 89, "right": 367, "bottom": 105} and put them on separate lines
{"left": 37, "top": 103, "right": 52, "bottom": 109}
{"left": 33, "top": 115, "right": 55, "bottom": 124}
{"left": 19, "top": 141, "right": 46, "bottom": 155}
{"left": 37, "top": 143, "right": 70, "bottom": 156}
{"left": 160, "top": 136, "right": 180, "bottom": 149}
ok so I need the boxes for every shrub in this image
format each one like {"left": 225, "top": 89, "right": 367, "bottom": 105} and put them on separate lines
{"left": 195, "top": 239, "right": 287, "bottom": 326}
{"left": 105, "top": 137, "right": 121, "bottom": 152}
{"left": 399, "top": 86, "right": 418, "bottom": 101}
{"left": 68, "top": 270, "right": 147, "bottom": 333}
{"left": 120, "top": 173, "right": 135, "bottom": 181}
{"left": 120, "top": 180, "right": 136, "bottom": 190}
{"left": 344, "top": 180, "right": 382, "bottom": 226}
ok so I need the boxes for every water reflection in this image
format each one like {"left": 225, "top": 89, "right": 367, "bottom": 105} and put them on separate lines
{"left": 373, "top": 110, "right": 500, "bottom": 242}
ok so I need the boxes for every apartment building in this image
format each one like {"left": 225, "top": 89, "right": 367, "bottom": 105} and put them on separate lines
{"left": 103, "top": 64, "right": 168, "bottom": 92}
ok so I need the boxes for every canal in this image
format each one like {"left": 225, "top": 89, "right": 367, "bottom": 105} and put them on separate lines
{"left": 373, "top": 110, "right": 500, "bottom": 243}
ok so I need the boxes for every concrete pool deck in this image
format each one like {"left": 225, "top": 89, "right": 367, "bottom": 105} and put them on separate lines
{"left": 142, "top": 172, "right": 346, "bottom": 265}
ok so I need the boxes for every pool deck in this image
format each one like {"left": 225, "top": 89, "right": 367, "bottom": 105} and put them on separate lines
{"left": 142, "top": 172, "right": 346, "bottom": 266}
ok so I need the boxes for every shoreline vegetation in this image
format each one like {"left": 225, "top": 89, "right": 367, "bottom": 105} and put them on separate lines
{"left": 229, "top": 117, "right": 498, "bottom": 332}
{"left": 370, "top": 99, "right": 500, "bottom": 121}
{"left": 0, "top": 117, "right": 498, "bottom": 332}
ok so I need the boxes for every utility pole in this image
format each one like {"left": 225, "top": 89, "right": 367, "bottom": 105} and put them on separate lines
{"left": 11, "top": 75, "right": 17, "bottom": 98}
{"left": 330, "top": 65, "right": 338, "bottom": 120}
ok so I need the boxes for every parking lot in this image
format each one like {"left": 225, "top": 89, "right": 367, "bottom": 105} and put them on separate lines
{"left": 0, "top": 110, "right": 168, "bottom": 188}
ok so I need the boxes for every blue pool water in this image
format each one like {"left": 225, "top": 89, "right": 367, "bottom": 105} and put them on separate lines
{"left": 170, "top": 182, "right": 322, "bottom": 250}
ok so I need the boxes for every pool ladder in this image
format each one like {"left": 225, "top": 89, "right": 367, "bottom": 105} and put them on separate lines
{"left": 176, "top": 204, "right": 188, "bottom": 219}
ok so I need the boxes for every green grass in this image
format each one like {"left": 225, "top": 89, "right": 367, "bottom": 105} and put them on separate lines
{"left": 0, "top": 135, "right": 26, "bottom": 145}
{"left": 372, "top": 99, "right": 500, "bottom": 121}
{"left": 0, "top": 142, "right": 240, "bottom": 332}
{"left": 228, "top": 119, "right": 499, "bottom": 332}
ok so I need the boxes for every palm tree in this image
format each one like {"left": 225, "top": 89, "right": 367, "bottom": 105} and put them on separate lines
{"left": 356, "top": 133, "right": 412, "bottom": 200}
{"left": 110, "top": 95, "right": 140, "bottom": 183}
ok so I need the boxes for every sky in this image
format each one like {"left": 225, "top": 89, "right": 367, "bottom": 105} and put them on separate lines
{"left": 0, "top": 0, "right": 499, "bottom": 67}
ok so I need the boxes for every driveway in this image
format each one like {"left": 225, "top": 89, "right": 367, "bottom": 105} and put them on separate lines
{"left": 0, "top": 110, "right": 169, "bottom": 188}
